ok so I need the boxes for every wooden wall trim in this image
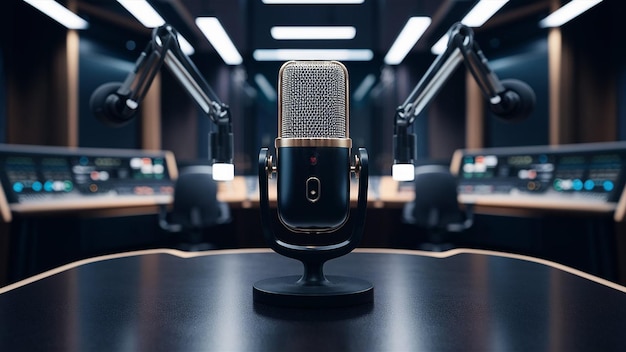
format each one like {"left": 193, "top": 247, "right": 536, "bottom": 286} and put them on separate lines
{"left": 465, "top": 70, "right": 484, "bottom": 149}
{"left": 66, "top": 30, "right": 79, "bottom": 147}
{"left": 141, "top": 73, "right": 162, "bottom": 151}
{"left": 548, "top": 27, "right": 562, "bottom": 145}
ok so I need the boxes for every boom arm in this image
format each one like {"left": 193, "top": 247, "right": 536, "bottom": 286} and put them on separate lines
{"left": 392, "top": 23, "right": 535, "bottom": 181}
{"left": 90, "top": 24, "right": 234, "bottom": 181}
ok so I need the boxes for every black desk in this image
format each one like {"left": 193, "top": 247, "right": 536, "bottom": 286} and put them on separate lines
{"left": 1, "top": 248, "right": 626, "bottom": 351}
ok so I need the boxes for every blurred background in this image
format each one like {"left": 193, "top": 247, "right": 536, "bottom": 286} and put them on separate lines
{"left": 5, "top": 0, "right": 622, "bottom": 173}
{"left": 1, "top": 0, "right": 624, "bottom": 286}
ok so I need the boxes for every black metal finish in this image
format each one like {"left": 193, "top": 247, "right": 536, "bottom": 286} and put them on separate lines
{"left": 254, "top": 148, "right": 372, "bottom": 307}
{"left": 1, "top": 249, "right": 626, "bottom": 351}
{"left": 276, "top": 146, "right": 351, "bottom": 231}
{"left": 89, "top": 24, "right": 233, "bottom": 165}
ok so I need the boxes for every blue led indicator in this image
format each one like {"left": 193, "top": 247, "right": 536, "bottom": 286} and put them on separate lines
{"left": 584, "top": 180, "right": 595, "bottom": 191}
{"left": 604, "top": 181, "right": 614, "bottom": 192}
{"left": 79, "top": 156, "right": 89, "bottom": 166}
{"left": 44, "top": 181, "right": 54, "bottom": 192}
{"left": 32, "top": 181, "right": 42, "bottom": 192}
{"left": 572, "top": 179, "right": 583, "bottom": 191}
{"left": 13, "top": 182, "right": 24, "bottom": 193}
{"left": 539, "top": 154, "right": 548, "bottom": 163}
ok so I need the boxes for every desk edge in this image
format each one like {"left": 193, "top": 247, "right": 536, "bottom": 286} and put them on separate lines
{"left": 1, "top": 247, "right": 625, "bottom": 295}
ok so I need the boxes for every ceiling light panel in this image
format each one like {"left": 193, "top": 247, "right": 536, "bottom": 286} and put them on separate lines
{"left": 271, "top": 26, "right": 356, "bottom": 40}
{"left": 461, "top": 0, "right": 509, "bottom": 27}
{"left": 196, "top": 17, "right": 243, "bottom": 65}
{"left": 253, "top": 49, "right": 373, "bottom": 61}
{"left": 117, "top": 0, "right": 165, "bottom": 28}
{"left": 262, "top": 0, "right": 365, "bottom": 4}
{"left": 384, "top": 17, "right": 431, "bottom": 65}
{"left": 23, "top": 0, "right": 89, "bottom": 29}
{"left": 539, "top": 0, "right": 602, "bottom": 28}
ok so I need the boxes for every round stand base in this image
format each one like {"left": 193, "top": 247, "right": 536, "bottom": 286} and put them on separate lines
{"left": 253, "top": 275, "right": 374, "bottom": 308}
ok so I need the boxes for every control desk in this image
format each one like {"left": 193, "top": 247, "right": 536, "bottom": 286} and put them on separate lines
{"left": 451, "top": 141, "right": 626, "bottom": 220}
{"left": 3, "top": 142, "right": 626, "bottom": 222}
{"left": 0, "top": 144, "right": 177, "bottom": 222}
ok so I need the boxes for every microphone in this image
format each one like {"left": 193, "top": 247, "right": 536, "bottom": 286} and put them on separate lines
{"left": 488, "top": 78, "right": 536, "bottom": 122}
{"left": 254, "top": 61, "right": 372, "bottom": 307}
{"left": 275, "top": 61, "right": 352, "bottom": 233}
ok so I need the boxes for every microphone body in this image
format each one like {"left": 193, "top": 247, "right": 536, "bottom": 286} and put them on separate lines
{"left": 275, "top": 61, "right": 352, "bottom": 233}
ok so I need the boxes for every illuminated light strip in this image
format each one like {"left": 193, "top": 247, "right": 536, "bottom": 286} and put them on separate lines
{"left": 262, "top": 0, "right": 364, "bottom": 4}
{"left": 539, "top": 0, "right": 603, "bottom": 28}
{"left": 253, "top": 49, "right": 373, "bottom": 61}
{"left": 383, "top": 17, "right": 431, "bottom": 65}
{"left": 271, "top": 26, "right": 356, "bottom": 40}
{"left": 461, "top": 0, "right": 509, "bottom": 27}
{"left": 176, "top": 34, "right": 195, "bottom": 56}
{"left": 431, "top": 0, "right": 510, "bottom": 55}
{"left": 117, "top": 0, "right": 165, "bottom": 28}
{"left": 195, "top": 17, "right": 243, "bottom": 65}
{"left": 23, "top": 0, "right": 89, "bottom": 29}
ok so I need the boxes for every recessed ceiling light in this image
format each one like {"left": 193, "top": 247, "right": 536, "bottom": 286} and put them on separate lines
{"left": 196, "top": 17, "right": 243, "bottom": 65}
{"left": 384, "top": 17, "right": 431, "bottom": 65}
{"left": 271, "top": 26, "right": 356, "bottom": 40}
{"left": 539, "top": 0, "right": 602, "bottom": 28}
{"left": 461, "top": 0, "right": 509, "bottom": 27}
{"left": 177, "top": 34, "right": 195, "bottom": 56}
{"left": 117, "top": 0, "right": 165, "bottom": 28}
{"left": 430, "top": 0, "right": 510, "bottom": 55}
{"left": 262, "top": 0, "right": 365, "bottom": 4}
{"left": 253, "top": 49, "right": 373, "bottom": 61}
{"left": 23, "top": 0, "right": 88, "bottom": 29}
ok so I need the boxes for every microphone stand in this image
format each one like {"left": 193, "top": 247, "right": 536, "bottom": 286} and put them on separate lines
{"left": 90, "top": 24, "right": 234, "bottom": 180}
{"left": 392, "top": 22, "right": 534, "bottom": 181}
{"left": 254, "top": 148, "right": 373, "bottom": 308}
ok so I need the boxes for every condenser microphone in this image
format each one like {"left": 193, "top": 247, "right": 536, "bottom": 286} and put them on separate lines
{"left": 275, "top": 61, "right": 352, "bottom": 233}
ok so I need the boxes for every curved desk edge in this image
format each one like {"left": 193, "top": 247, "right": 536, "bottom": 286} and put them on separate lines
{"left": 2, "top": 247, "right": 625, "bottom": 295}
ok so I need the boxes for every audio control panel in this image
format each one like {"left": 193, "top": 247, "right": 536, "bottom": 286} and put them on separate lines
{"left": 451, "top": 141, "right": 626, "bottom": 213}
{"left": 0, "top": 144, "right": 177, "bottom": 220}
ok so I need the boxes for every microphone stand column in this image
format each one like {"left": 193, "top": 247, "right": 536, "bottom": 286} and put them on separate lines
{"left": 254, "top": 148, "right": 373, "bottom": 308}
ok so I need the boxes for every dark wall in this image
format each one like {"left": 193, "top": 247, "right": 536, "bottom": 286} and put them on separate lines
{"left": 0, "top": 48, "right": 5, "bottom": 144}
{"left": 78, "top": 38, "right": 140, "bottom": 149}
{"left": 486, "top": 38, "right": 549, "bottom": 148}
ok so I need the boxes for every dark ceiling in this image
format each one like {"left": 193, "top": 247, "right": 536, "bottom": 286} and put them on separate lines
{"left": 73, "top": 0, "right": 554, "bottom": 93}
{"left": 75, "top": 0, "right": 552, "bottom": 58}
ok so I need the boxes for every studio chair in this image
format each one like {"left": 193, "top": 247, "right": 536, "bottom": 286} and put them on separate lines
{"left": 402, "top": 164, "right": 473, "bottom": 251}
{"left": 159, "top": 165, "right": 231, "bottom": 251}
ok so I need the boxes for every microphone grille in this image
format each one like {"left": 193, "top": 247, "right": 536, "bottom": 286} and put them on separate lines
{"left": 279, "top": 61, "right": 348, "bottom": 138}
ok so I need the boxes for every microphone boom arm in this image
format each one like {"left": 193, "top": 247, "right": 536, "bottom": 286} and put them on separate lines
{"left": 93, "top": 24, "right": 234, "bottom": 180}
{"left": 396, "top": 23, "right": 504, "bottom": 127}
{"left": 393, "top": 23, "right": 533, "bottom": 181}
{"left": 121, "top": 25, "right": 230, "bottom": 126}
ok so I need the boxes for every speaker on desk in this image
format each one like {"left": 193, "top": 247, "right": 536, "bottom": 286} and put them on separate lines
{"left": 159, "top": 165, "right": 231, "bottom": 251}
{"left": 403, "top": 164, "right": 473, "bottom": 251}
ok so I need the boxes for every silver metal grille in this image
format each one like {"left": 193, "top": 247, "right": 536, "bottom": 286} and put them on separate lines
{"left": 279, "top": 61, "right": 347, "bottom": 138}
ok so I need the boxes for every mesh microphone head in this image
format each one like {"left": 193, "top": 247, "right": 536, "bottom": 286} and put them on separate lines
{"left": 278, "top": 61, "right": 349, "bottom": 139}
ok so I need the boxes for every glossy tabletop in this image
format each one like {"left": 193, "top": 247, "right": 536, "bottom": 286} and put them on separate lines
{"left": 1, "top": 248, "right": 626, "bottom": 351}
